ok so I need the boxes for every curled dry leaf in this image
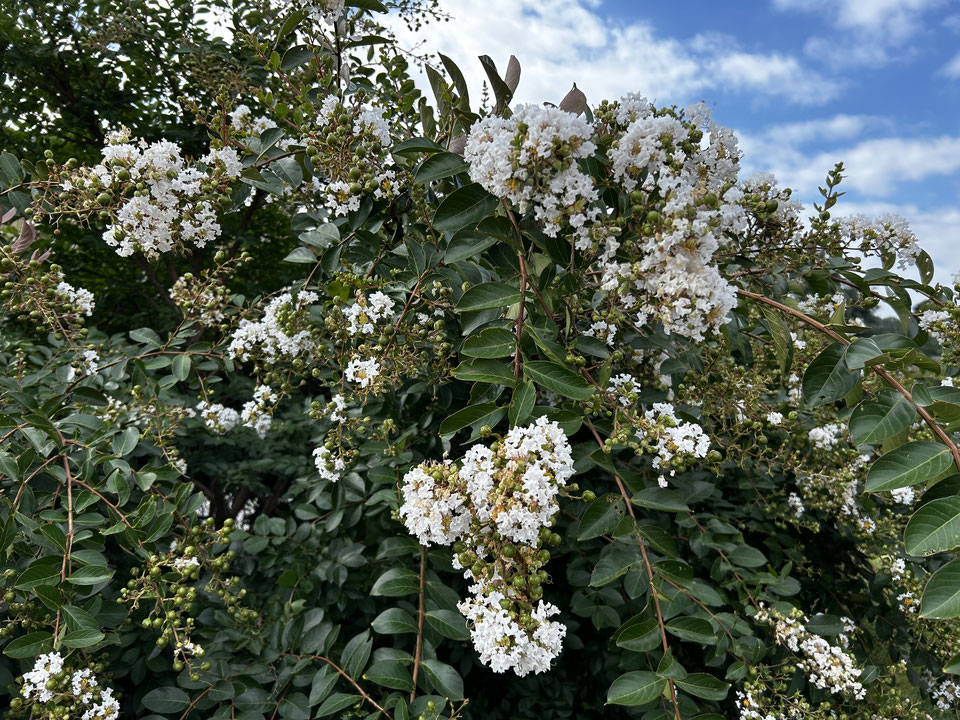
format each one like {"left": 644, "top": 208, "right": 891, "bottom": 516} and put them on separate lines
{"left": 12, "top": 220, "right": 36, "bottom": 254}
{"left": 558, "top": 83, "right": 588, "bottom": 116}
{"left": 504, "top": 55, "right": 521, "bottom": 93}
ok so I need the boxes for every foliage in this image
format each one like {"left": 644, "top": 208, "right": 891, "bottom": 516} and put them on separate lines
{"left": 2, "top": 2, "right": 960, "bottom": 719}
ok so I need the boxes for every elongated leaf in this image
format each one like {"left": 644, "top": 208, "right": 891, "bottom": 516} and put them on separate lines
{"left": 425, "top": 609, "right": 470, "bottom": 640}
{"left": 616, "top": 618, "right": 661, "bottom": 652}
{"left": 462, "top": 327, "right": 515, "bottom": 358}
{"left": 802, "top": 343, "right": 860, "bottom": 407}
{"left": 760, "top": 307, "right": 792, "bottom": 375}
{"left": 508, "top": 381, "right": 536, "bottom": 426}
{"left": 2, "top": 631, "right": 52, "bottom": 658}
{"left": 522, "top": 361, "right": 593, "bottom": 401}
{"left": 364, "top": 658, "right": 413, "bottom": 691}
{"left": 844, "top": 337, "right": 883, "bottom": 370}
{"left": 632, "top": 487, "right": 689, "bottom": 513}
{"left": 316, "top": 694, "right": 360, "bottom": 718}
{"left": 421, "top": 659, "right": 464, "bottom": 700}
{"left": 451, "top": 359, "right": 515, "bottom": 386}
{"left": 905, "top": 498, "right": 960, "bottom": 555}
{"left": 674, "top": 673, "right": 730, "bottom": 701}
{"left": 414, "top": 152, "right": 469, "bottom": 183}
{"left": 849, "top": 391, "right": 916, "bottom": 446}
{"left": 578, "top": 496, "right": 621, "bottom": 541}
{"left": 439, "top": 403, "right": 502, "bottom": 437}
{"left": 921, "top": 558, "right": 960, "bottom": 618}
{"left": 433, "top": 183, "right": 498, "bottom": 233}
{"left": 370, "top": 568, "right": 420, "bottom": 596}
{"left": 444, "top": 230, "right": 496, "bottom": 264}
{"left": 456, "top": 283, "right": 521, "bottom": 312}
{"left": 865, "top": 441, "right": 955, "bottom": 492}
{"left": 606, "top": 671, "right": 665, "bottom": 706}
{"left": 371, "top": 608, "right": 418, "bottom": 635}
{"left": 142, "top": 687, "right": 191, "bottom": 713}
{"left": 666, "top": 617, "right": 717, "bottom": 646}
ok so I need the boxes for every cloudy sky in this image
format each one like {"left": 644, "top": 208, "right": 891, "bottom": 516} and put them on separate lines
{"left": 387, "top": 0, "right": 960, "bottom": 282}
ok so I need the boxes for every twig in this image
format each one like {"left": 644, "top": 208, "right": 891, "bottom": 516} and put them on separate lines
{"left": 411, "top": 545, "right": 427, "bottom": 702}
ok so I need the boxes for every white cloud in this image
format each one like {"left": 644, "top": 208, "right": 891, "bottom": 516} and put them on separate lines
{"left": 772, "top": 0, "right": 944, "bottom": 67}
{"left": 385, "top": 0, "right": 840, "bottom": 107}
{"left": 739, "top": 128, "right": 960, "bottom": 197}
{"left": 940, "top": 50, "right": 960, "bottom": 77}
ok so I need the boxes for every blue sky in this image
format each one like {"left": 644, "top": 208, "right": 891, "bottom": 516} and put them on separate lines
{"left": 387, "top": 0, "right": 960, "bottom": 282}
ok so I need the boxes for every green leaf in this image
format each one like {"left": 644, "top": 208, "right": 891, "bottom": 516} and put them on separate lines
{"left": 281, "top": 45, "right": 314, "bottom": 71}
{"left": 905, "top": 498, "right": 960, "bottom": 555}
{"left": 316, "top": 694, "right": 360, "bottom": 718}
{"left": 849, "top": 391, "right": 916, "bottom": 446}
{"left": 425, "top": 609, "right": 470, "bottom": 641}
{"left": 283, "top": 246, "right": 317, "bottom": 263}
{"left": 414, "top": 152, "right": 469, "bottom": 183}
{"left": 865, "top": 441, "right": 955, "bottom": 492}
{"left": 844, "top": 337, "right": 883, "bottom": 370}
{"left": 451, "top": 359, "right": 516, "bottom": 387}
{"left": 67, "top": 565, "right": 114, "bottom": 586}
{"left": 508, "top": 381, "right": 537, "bottom": 427}
{"left": 340, "top": 630, "right": 372, "bottom": 678}
{"left": 392, "top": 137, "right": 446, "bottom": 157}
{"left": 142, "top": 687, "right": 191, "bottom": 713}
{"left": 16, "top": 560, "right": 60, "bottom": 590}
{"left": 590, "top": 544, "right": 638, "bottom": 587}
{"left": 438, "top": 403, "right": 502, "bottom": 437}
{"left": 129, "top": 327, "right": 162, "bottom": 347}
{"left": 673, "top": 673, "right": 730, "bottom": 701}
{"left": 616, "top": 618, "right": 661, "bottom": 652}
{"left": 2, "top": 631, "right": 52, "bottom": 658}
{"left": 802, "top": 343, "right": 860, "bottom": 407}
{"left": 760, "top": 307, "right": 792, "bottom": 375}
{"left": 444, "top": 230, "right": 497, "bottom": 264}
{"left": 112, "top": 426, "right": 139, "bottom": 456}
{"left": 421, "top": 659, "right": 464, "bottom": 700}
{"left": 364, "top": 658, "right": 413, "bottom": 692}
{"left": 371, "top": 567, "right": 420, "bottom": 596}
{"left": 456, "top": 282, "right": 521, "bottom": 312}
{"left": 632, "top": 487, "right": 690, "bottom": 513}
{"left": 921, "top": 558, "right": 960, "bottom": 618}
{"left": 171, "top": 354, "right": 191, "bottom": 382}
{"left": 0, "top": 450, "right": 18, "bottom": 480}
{"left": 433, "top": 183, "right": 498, "bottom": 233}
{"left": 522, "top": 361, "right": 594, "bottom": 401}
{"left": 578, "top": 497, "right": 621, "bottom": 540}
{"left": 478, "top": 55, "right": 514, "bottom": 114}
{"left": 0, "top": 152, "right": 24, "bottom": 186}
{"left": 666, "top": 617, "right": 717, "bottom": 645}
{"left": 462, "top": 327, "right": 516, "bottom": 358}
{"left": 371, "top": 608, "right": 418, "bottom": 635}
{"left": 606, "top": 671, "right": 665, "bottom": 706}
{"left": 61, "top": 629, "right": 105, "bottom": 648}
{"left": 62, "top": 604, "right": 98, "bottom": 632}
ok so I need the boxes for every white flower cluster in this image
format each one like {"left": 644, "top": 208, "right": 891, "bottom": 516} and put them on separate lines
{"left": 241, "top": 385, "right": 277, "bottom": 437}
{"left": 296, "top": 0, "right": 346, "bottom": 24}
{"left": 766, "top": 411, "right": 783, "bottom": 425}
{"left": 930, "top": 673, "right": 960, "bottom": 710}
{"left": 80, "top": 128, "right": 241, "bottom": 257}
{"left": 607, "top": 373, "right": 637, "bottom": 407}
{"left": 397, "top": 417, "right": 574, "bottom": 676}
{"left": 345, "top": 356, "right": 381, "bottom": 388}
{"left": 398, "top": 463, "right": 471, "bottom": 546}
{"left": 228, "top": 291, "right": 318, "bottom": 364}
{"left": 457, "top": 586, "right": 566, "bottom": 677}
{"left": 313, "top": 445, "right": 346, "bottom": 482}
{"left": 599, "top": 98, "right": 744, "bottom": 341}
{"left": 890, "top": 486, "right": 915, "bottom": 505}
{"left": 919, "top": 309, "right": 950, "bottom": 343}
{"left": 343, "top": 290, "right": 396, "bottom": 335}
{"left": 196, "top": 400, "right": 240, "bottom": 434}
{"left": 173, "top": 556, "right": 200, "bottom": 572}
{"left": 640, "top": 402, "right": 710, "bottom": 470}
{"left": 464, "top": 417, "right": 575, "bottom": 544}
{"left": 20, "top": 653, "right": 119, "bottom": 719}
{"left": 837, "top": 213, "right": 919, "bottom": 269}
{"left": 808, "top": 423, "right": 844, "bottom": 450}
{"left": 229, "top": 104, "right": 280, "bottom": 139}
{"left": 56, "top": 280, "right": 96, "bottom": 316}
{"left": 465, "top": 104, "right": 598, "bottom": 240}
{"left": 787, "top": 492, "right": 805, "bottom": 518}
{"left": 756, "top": 606, "right": 865, "bottom": 699}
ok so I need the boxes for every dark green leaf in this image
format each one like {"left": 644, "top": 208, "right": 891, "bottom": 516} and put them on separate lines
{"left": 433, "top": 183, "right": 498, "bottom": 233}
{"left": 802, "top": 343, "right": 860, "bottom": 407}
{"left": 905, "top": 498, "right": 960, "bottom": 556}
{"left": 456, "top": 283, "right": 521, "bottom": 312}
{"left": 606, "top": 671, "right": 665, "bottom": 706}
{"left": 865, "top": 441, "right": 955, "bottom": 492}
{"left": 522, "top": 361, "right": 593, "bottom": 401}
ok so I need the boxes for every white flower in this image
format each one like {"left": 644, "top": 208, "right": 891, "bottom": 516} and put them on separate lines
{"left": 57, "top": 280, "right": 96, "bottom": 316}
{"left": 22, "top": 652, "right": 64, "bottom": 702}
{"left": 196, "top": 400, "right": 240, "bottom": 434}
{"left": 241, "top": 385, "right": 277, "bottom": 437}
{"left": 313, "top": 446, "right": 345, "bottom": 482}
{"left": 641, "top": 403, "right": 710, "bottom": 469}
{"left": 464, "top": 104, "right": 598, "bottom": 241}
{"left": 173, "top": 556, "right": 200, "bottom": 572}
{"left": 398, "top": 464, "right": 471, "bottom": 546}
{"left": 766, "top": 411, "right": 783, "bottom": 425}
{"left": 787, "top": 492, "right": 805, "bottom": 518}
{"left": 808, "top": 423, "right": 844, "bottom": 450}
{"left": 457, "top": 590, "right": 566, "bottom": 676}
{"left": 201, "top": 147, "right": 243, "bottom": 177}
{"left": 343, "top": 291, "right": 397, "bottom": 335}
{"left": 345, "top": 357, "right": 380, "bottom": 388}
{"left": 890, "top": 486, "right": 915, "bottom": 505}
{"left": 228, "top": 292, "right": 316, "bottom": 363}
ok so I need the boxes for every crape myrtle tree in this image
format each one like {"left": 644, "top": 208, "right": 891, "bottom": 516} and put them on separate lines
{"left": 4, "top": 1, "right": 960, "bottom": 719}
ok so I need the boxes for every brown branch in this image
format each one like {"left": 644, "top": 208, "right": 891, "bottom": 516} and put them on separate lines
{"left": 411, "top": 545, "right": 427, "bottom": 702}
